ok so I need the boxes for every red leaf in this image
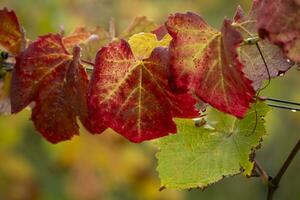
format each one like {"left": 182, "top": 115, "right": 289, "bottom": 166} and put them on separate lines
{"left": 11, "top": 34, "right": 71, "bottom": 113}
{"left": 0, "top": 8, "right": 23, "bottom": 54}
{"left": 256, "top": 0, "right": 300, "bottom": 62}
{"left": 166, "top": 12, "right": 255, "bottom": 118}
{"left": 233, "top": 3, "right": 293, "bottom": 90}
{"left": 88, "top": 40, "right": 198, "bottom": 143}
{"left": 11, "top": 34, "right": 104, "bottom": 143}
{"left": 152, "top": 25, "right": 168, "bottom": 40}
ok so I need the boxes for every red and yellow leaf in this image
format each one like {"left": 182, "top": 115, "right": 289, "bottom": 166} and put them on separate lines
{"left": 256, "top": 0, "right": 300, "bottom": 62}
{"left": 233, "top": 3, "right": 293, "bottom": 90}
{"left": 88, "top": 39, "right": 198, "bottom": 143}
{"left": 166, "top": 12, "right": 255, "bottom": 118}
{"left": 0, "top": 8, "right": 23, "bottom": 55}
{"left": 11, "top": 34, "right": 104, "bottom": 143}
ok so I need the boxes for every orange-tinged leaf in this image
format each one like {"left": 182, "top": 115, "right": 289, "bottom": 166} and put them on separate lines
{"left": 256, "top": 0, "right": 300, "bottom": 62}
{"left": 11, "top": 34, "right": 104, "bottom": 143}
{"left": 0, "top": 8, "right": 23, "bottom": 54}
{"left": 233, "top": 3, "right": 293, "bottom": 90}
{"left": 63, "top": 27, "right": 110, "bottom": 62}
{"left": 63, "top": 27, "right": 95, "bottom": 49}
{"left": 166, "top": 12, "right": 255, "bottom": 118}
{"left": 88, "top": 40, "right": 198, "bottom": 143}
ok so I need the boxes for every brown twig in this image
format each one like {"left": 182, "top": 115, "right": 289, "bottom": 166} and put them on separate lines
{"left": 254, "top": 159, "right": 269, "bottom": 184}
{"left": 267, "top": 139, "right": 300, "bottom": 200}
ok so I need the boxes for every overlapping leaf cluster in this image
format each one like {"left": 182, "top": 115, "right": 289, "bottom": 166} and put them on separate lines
{"left": 0, "top": 0, "right": 298, "bottom": 191}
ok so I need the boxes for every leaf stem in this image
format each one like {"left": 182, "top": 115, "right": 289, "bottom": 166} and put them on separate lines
{"left": 267, "top": 139, "right": 300, "bottom": 200}
{"left": 109, "top": 17, "right": 116, "bottom": 40}
{"left": 255, "top": 43, "right": 271, "bottom": 91}
{"left": 81, "top": 59, "right": 95, "bottom": 66}
{"left": 80, "top": 59, "right": 95, "bottom": 74}
{"left": 254, "top": 159, "right": 269, "bottom": 184}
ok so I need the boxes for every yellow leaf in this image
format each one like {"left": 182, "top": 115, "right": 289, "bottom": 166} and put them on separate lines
{"left": 128, "top": 32, "right": 171, "bottom": 59}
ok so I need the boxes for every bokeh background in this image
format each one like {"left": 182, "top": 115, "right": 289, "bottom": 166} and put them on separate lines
{"left": 0, "top": 0, "right": 299, "bottom": 199}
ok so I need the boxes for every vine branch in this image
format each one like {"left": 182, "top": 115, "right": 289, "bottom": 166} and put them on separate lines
{"left": 267, "top": 139, "right": 300, "bottom": 200}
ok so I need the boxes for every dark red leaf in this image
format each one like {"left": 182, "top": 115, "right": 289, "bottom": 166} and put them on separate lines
{"left": 11, "top": 34, "right": 105, "bottom": 143}
{"left": 166, "top": 12, "right": 255, "bottom": 118}
{"left": 88, "top": 39, "right": 198, "bottom": 143}
{"left": 233, "top": 3, "right": 293, "bottom": 90}
{"left": 256, "top": 0, "right": 300, "bottom": 62}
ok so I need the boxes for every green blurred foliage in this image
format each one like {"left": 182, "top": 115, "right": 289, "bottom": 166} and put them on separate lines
{"left": 0, "top": 0, "right": 299, "bottom": 199}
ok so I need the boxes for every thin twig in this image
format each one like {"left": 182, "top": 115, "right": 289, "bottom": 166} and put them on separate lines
{"left": 109, "top": 17, "right": 116, "bottom": 40}
{"left": 266, "top": 103, "right": 300, "bottom": 112}
{"left": 251, "top": 43, "right": 272, "bottom": 136}
{"left": 80, "top": 59, "right": 95, "bottom": 66}
{"left": 266, "top": 98, "right": 300, "bottom": 107}
{"left": 254, "top": 159, "right": 269, "bottom": 184}
{"left": 267, "top": 139, "right": 300, "bottom": 200}
{"left": 255, "top": 43, "right": 271, "bottom": 91}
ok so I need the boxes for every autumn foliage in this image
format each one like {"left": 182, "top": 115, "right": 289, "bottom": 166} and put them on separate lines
{"left": 0, "top": 0, "right": 296, "bottom": 144}
{"left": 0, "top": 0, "right": 299, "bottom": 194}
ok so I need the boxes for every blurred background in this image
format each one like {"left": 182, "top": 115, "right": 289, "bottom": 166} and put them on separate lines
{"left": 0, "top": 0, "right": 299, "bottom": 199}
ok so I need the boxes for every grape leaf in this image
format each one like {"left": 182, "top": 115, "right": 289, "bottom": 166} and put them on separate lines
{"left": 11, "top": 34, "right": 72, "bottom": 113}
{"left": 233, "top": 3, "right": 293, "bottom": 90}
{"left": 0, "top": 8, "right": 23, "bottom": 55}
{"left": 63, "top": 27, "right": 111, "bottom": 62}
{"left": 256, "top": 0, "right": 300, "bottom": 62}
{"left": 11, "top": 34, "right": 104, "bottom": 143}
{"left": 63, "top": 27, "right": 94, "bottom": 50}
{"left": 128, "top": 32, "right": 171, "bottom": 59}
{"left": 166, "top": 12, "right": 255, "bottom": 118}
{"left": 157, "top": 101, "right": 269, "bottom": 189}
{"left": 119, "top": 16, "right": 157, "bottom": 40}
{"left": 152, "top": 25, "right": 169, "bottom": 40}
{"left": 88, "top": 39, "right": 199, "bottom": 143}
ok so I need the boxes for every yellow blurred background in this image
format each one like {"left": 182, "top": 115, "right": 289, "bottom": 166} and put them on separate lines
{"left": 0, "top": 0, "right": 299, "bottom": 199}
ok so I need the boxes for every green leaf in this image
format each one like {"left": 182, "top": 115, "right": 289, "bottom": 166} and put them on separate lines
{"left": 156, "top": 101, "right": 269, "bottom": 189}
